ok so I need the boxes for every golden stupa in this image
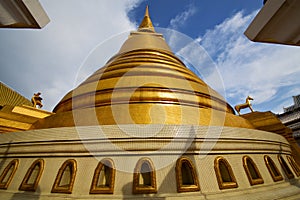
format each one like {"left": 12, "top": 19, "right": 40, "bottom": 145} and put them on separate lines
{"left": 31, "top": 6, "right": 252, "bottom": 130}
{"left": 0, "top": 6, "right": 300, "bottom": 200}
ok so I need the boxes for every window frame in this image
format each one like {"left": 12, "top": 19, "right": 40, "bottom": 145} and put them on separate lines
{"left": 19, "top": 159, "right": 44, "bottom": 191}
{"left": 264, "top": 155, "right": 283, "bottom": 182}
{"left": 175, "top": 157, "right": 200, "bottom": 193}
{"left": 51, "top": 159, "right": 77, "bottom": 194}
{"left": 90, "top": 158, "right": 115, "bottom": 194}
{"left": 278, "top": 155, "right": 294, "bottom": 179}
{"left": 132, "top": 157, "right": 157, "bottom": 194}
{"left": 0, "top": 159, "right": 19, "bottom": 189}
{"left": 286, "top": 155, "right": 300, "bottom": 177}
{"left": 242, "top": 156, "right": 264, "bottom": 185}
{"left": 214, "top": 156, "right": 238, "bottom": 189}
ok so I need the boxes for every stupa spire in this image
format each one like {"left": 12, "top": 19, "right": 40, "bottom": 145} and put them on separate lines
{"left": 138, "top": 5, "right": 155, "bottom": 32}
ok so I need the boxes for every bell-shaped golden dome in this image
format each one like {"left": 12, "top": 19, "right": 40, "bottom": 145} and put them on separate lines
{"left": 31, "top": 7, "right": 253, "bottom": 129}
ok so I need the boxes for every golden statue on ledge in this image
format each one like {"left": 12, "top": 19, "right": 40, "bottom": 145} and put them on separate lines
{"left": 31, "top": 92, "right": 43, "bottom": 108}
{"left": 234, "top": 96, "right": 254, "bottom": 115}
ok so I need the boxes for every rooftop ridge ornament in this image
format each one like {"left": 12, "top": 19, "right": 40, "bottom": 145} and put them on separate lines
{"left": 31, "top": 92, "right": 43, "bottom": 109}
{"left": 138, "top": 5, "right": 155, "bottom": 32}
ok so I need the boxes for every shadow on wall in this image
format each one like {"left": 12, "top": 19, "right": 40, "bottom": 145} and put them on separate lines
{"left": 121, "top": 176, "right": 166, "bottom": 199}
{"left": 10, "top": 186, "right": 41, "bottom": 200}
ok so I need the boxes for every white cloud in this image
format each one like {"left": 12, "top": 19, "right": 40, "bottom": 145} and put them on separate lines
{"left": 163, "top": 4, "right": 198, "bottom": 63}
{"left": 169, "top": 4, "right": 197, "bottom": 30}
{"left": 0, "top": 0, "right": 141, "bottom": 111}
{"left": 199, "top": 11, "right": 300, "bottom": 113}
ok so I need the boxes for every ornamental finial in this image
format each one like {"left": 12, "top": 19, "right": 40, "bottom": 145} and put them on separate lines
{"left": 138, "top": 5, "right": 155, "bottom": 32}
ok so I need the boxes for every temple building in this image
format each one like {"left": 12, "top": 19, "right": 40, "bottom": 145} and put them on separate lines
{"left": 278, "top": 95, "right": 300, "bottom": 146}
{"left": 0, "top": 6, "right": 300, "bottom": 200}
{"left": 245, "top": 0, "right": 300, "bottom": 46}
{"left": 0, "top": 0, "right": 49, "bottom": 29}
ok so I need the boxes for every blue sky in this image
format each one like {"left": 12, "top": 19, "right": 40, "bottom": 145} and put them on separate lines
{"left": 129, "top": 0, "right": 262, "bottom": 37}
{"left": 1, "top": 0, "right": 300, "bottom": 114}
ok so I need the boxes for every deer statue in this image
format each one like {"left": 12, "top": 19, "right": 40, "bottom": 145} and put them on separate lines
{"left": 31, "top": 92, "right": 43, "bottom": 109}
{"left": 234, "top": 96, "right": 254, "bottom": 115}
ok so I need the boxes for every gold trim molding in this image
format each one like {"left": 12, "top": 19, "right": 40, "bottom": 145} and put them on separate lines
{"left": 51, "top": 159, "right": 77, "bottom": 194}
{"left": 264, "top": 155, "right": 283, "bottom": 182}
{"left": 0, "top": 159, "right": 19, "bottom": 189}
{"left": 133, "top": 157, "right": 157, "bottom": 194}
{"left": 242, "top": 156, "right": 264, "bottom": 185}
{"left": 287, "top": 155, "right": 300, "bottom": 177}
{"left": 19, "top": 159, "right": 44, "bottom": 191}
{"left": 278, "top": 155, "right": 294, "bottom": 179}
{"left": 90, "top": 158, "right": 115, "bottom": 194}
{"left": 214, "top": 156, "right": 238, "bottom": 189}
{"left": 175, "top": 157, "right": 200, "bottom": 193}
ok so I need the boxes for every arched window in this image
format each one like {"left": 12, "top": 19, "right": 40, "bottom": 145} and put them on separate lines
{"left": 51, "top": 159, "right": 77, "bottom": 194}
{"left": 175, "top": 157, "right": 200, "bottom": 193}
{"left": 133, "top": 157, "right": 157, "bottom": 194}
{"left": 90, "top": 158, "right": 115, "bottom": 194}
{"left": 264, "top": 155, "right": 283, "bottom": 182}
{"left": 242, "top": 156, "right": 264, "bottom": 185}
{"left": 287, "top": 156, "right": 300, "bottom": 177}
{"left": 214, "top": 156, "right": 238, "bottom": 189}
{"left": 278, "top": 155, "right": 294, "bottom": 179}
{"left": 0, "top": 159, "right": 19, "bottom": 189}
{"left": 19, "top": 159, "right": 44, "bottom": 191}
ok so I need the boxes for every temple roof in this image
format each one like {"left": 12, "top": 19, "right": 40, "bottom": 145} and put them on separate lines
{"left": 0, "top": 82, "right": 32, "bottom": 107}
